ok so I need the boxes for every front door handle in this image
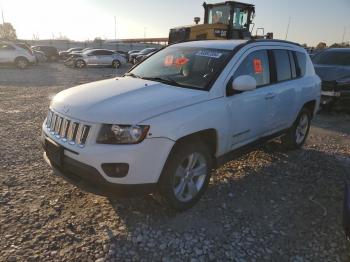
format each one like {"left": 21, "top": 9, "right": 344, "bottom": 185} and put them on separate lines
{"left": 265, "top": 93, "right": 276, "bottom": 100}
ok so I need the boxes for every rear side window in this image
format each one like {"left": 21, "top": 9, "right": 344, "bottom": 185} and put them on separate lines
{"left": 233, "top": 50, "right": 270, "bottom": 87}
{"left": 294, "top": 52, "right": 307, "bottom": 77}
{"left": 273, "top": 50, "right": 292, "bottom": 82}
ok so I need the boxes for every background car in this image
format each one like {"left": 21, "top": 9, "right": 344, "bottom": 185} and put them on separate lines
{"left": 31, "top": 45, "right": 59, "bottom": 62}
{"left": 134, "top": 51, "right": 156, "bottom": 64}
{"left": 0, "top": 41, "right": 36, "bottom": 68}
{"left": 59, "top": 47, "right": 83, "bottom": 60}
{"left": 127, "top": 50, "right": 141, "bottom": 62}
{"left": 65, "top": 49, "right": 127, "bottom": 68}
{"left": 129, "top": 48, "right": 158, "bottom": 64}
{"left": 313, "top": 48, "right": 350, "bottom": 111}
{"left": 15, "top": 42, "right": 47, "bottom": 63}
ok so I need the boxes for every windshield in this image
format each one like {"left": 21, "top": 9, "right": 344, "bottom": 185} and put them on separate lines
{"left": 313, "top": 50, "right": 350, "bottom": 66}
{"left": 208, "top": 5, "right": 250, "bottom": 29}
{"left": 208, "top": 5, "right": 231, "bottom": 25}
{"left": 128, "top": 46, "right": 232, "bottom": 90}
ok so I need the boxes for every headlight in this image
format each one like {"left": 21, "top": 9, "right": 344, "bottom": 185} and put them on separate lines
{"left": 97, "top": 124, "right": 149, "bottom": 144}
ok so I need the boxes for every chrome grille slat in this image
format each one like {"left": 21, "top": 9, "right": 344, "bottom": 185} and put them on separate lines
{"left": 45, "top": 110, "right": 90, "bottom": 146}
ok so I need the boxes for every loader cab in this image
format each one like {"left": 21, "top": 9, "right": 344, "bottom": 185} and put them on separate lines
{"left": 169, "top": 1, "right": 255, "bottom": 44}
{"left": 204, "top": 1, "right": 255, "bottom": 39}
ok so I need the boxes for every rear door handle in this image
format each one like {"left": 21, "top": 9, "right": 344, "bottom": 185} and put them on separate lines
{"left": 265, "top": 93, "right": 276, "bottom": 100}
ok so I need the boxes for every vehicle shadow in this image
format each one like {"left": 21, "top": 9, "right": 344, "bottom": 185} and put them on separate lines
{"left": 313, "top": 112, "right": 350, "bottom": 135}
{"left": 104, "top": 141, "right": 350, "bottom": 260}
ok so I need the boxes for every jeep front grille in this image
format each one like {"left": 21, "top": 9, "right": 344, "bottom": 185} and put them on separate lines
{"left": 45, "top": 110, "right": 90, "bottom": 146}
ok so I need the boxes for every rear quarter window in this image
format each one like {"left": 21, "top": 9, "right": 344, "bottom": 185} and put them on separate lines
{"left": 294, "top": 51, "right": 307, "bottom": 77}
{"left": 273, "top": 50, "right": 292, "bottom": 82}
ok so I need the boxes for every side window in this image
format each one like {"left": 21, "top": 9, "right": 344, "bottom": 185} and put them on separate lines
{"left": 233, "top": 50, "right": 270, "bottom": 87}
{"left": 0, "top": 44, "right": 15, "bottom": 50}
{"left": 273, "top": 50, "right": 292, "bottom": 82}
{"left": 294, "top": 51, "right": 307, "bottom": 77}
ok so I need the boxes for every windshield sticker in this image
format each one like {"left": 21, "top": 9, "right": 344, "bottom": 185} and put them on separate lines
{"left": 253, "top": 59, "right": 263, "bottom": 74}
{"left": 195, "top": 50, "right": 223, "bottom": 59}
{"left": 174, "top": 57, "right": 190, "bottom": 66}
{"left": 164, "top": 55, "right": 174, "bottom": 66}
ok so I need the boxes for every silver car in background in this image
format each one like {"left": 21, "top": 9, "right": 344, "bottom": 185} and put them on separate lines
{"left": 0, "top": 41, "right": 36, "bottom": 68}
{"left": 65, "top": 49, "right": 127, "bottom": 69}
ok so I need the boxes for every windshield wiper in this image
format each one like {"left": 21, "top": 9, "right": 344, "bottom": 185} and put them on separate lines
{"left": 142, "top": 76, "right": 184, "bottom": 87}
{"left": 124, "top": 73, "right": 142, "bottom": 79}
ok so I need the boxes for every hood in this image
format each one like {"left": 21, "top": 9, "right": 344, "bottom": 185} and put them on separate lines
{"left": 51, "top": 77, "right": 211, "bottom": 124}
{"left": 314, "top": 64, "right": 350, "bottom": 82}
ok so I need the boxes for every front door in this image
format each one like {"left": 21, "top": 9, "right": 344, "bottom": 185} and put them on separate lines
{"left": 226, "top": 49, "right": 272, "bottom": 149}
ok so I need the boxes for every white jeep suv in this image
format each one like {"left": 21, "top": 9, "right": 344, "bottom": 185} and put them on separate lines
{"left": 42, "top": 40, "right": 321, "bottom": 210}
{"left": 0, "top": 41, "right": 36, "bottom": 68}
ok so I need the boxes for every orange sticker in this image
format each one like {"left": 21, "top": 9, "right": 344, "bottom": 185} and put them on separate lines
{"left": 253, "top": 59, "right": 263, "bottom": 74}
{"left": 174, "top": 57, "right": 189, "bottom": 66}
{"left": 164, "top": 55, "right": 174, "bottom": 66}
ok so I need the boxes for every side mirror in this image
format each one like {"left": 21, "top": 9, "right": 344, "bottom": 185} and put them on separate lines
{"left": 231, "top": 75, "right": 257, "bottom": 92}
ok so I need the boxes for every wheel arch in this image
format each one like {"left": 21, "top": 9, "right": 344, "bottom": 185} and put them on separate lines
{"left": 14, "top": 56, "right": 29, "bottom": 63}
{"left": 303, "top": 100, "right": 317, "bottom": 118}
{"left": 166, "top": 129, "right": 218, "bottom": 165}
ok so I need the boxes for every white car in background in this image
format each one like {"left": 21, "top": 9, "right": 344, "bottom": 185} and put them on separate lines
{"left": 0, "top": 41, "right": 36, "bottom": 69}
{"left": 68, "top": 49, "right": 127, "bottom": 69}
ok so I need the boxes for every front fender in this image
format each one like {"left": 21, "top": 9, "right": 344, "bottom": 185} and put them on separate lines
{"left": 140, "top": 97, "right": 230, "bottom": 157}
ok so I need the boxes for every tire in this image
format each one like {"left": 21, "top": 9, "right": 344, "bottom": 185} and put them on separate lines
{"left": 15, "top": 57, "right": 29, "bottom": 69}
{"left": 281, "top": 107, "right": 312, "bottom": 149}
{"left": 112, "top": 60, "right": 121, "bottom": 69}
{"left": 158, "top": 140, "right": 213, "bottom": 211}
{"left": 75, "top": 59, "right": 86, "bottom": 69}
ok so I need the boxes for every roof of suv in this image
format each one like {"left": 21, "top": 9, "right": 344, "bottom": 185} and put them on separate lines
{"left": 173, "top": 39, "right": 301, "bottom": 50}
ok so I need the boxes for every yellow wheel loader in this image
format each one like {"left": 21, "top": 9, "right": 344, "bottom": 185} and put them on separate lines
{"left": 169, "top": 1, "right": 273, "bottom": 44}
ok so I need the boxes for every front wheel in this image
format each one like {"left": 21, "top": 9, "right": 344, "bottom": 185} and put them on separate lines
{"left": 158, "top": 141, "right": 213, "bottom": 211}
{"left": 112, "top": 60, "right": 121, "bottom": 69}
{"left": 15, "top": 57, "right": 29, "bottom": 69}
{"left": 281, "top": 108, "right": 312, "bottom": 149}
{"left": 75, "top": 59, "right": 86, "bottom": 69}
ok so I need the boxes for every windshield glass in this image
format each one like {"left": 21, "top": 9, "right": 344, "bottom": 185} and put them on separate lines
{"left": 128, "top": 46, "right": 232, "bottom": 90}
{"left": 208, "top": 5, "right": 231, "bottom": 25}
{"left": 313, "top": 50, "right": 350, "bottom": 66}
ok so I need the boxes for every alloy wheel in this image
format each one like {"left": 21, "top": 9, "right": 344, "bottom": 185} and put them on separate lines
{"left": 173, "top": 152, "right": 207, "bottom": 202}
{"left": 295, "top": 113, "right": 309, "bottom": 144}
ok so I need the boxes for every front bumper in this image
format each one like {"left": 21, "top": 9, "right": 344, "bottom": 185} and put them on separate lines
{"left": 42, "top": 121, "right": 175, "bottom": 193}
{"left": 43, "top": 152, "right": 156, "bottom": 196}
{"left": 321, "top": 90, "right": 350, "bottom": 108}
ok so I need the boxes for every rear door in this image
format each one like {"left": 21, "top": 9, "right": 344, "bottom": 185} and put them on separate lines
{"left": 262, "top": 49, "right": 298, "bottom": 134}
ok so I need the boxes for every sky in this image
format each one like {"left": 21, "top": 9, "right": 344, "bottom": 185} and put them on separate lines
{"left": 0, "top": 0, "right": 349, "bottom": 46}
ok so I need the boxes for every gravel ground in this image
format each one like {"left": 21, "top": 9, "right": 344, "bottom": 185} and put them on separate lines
{"left": 1, "top": 63, "right": 350, "bottom": 261}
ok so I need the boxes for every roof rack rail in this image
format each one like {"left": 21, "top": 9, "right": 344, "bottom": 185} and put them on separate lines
{"left": 246, "top": 39, "right": 301, "bottom": 47}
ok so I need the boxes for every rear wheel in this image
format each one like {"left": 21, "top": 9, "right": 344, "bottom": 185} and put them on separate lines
{"left": 281, "top": 108, "right": 311, "bottom": 149}
{"left": 158, "top": 140, "right": 213, "bottom": 211}
{"left": 15, "top": 57, "right": 29, "bottom": 69}
{"left": 75, "top": 59, "right": 86, "bottom": 69}
{"left": 112, "top": 60, "right": 121, "bottom": 69}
